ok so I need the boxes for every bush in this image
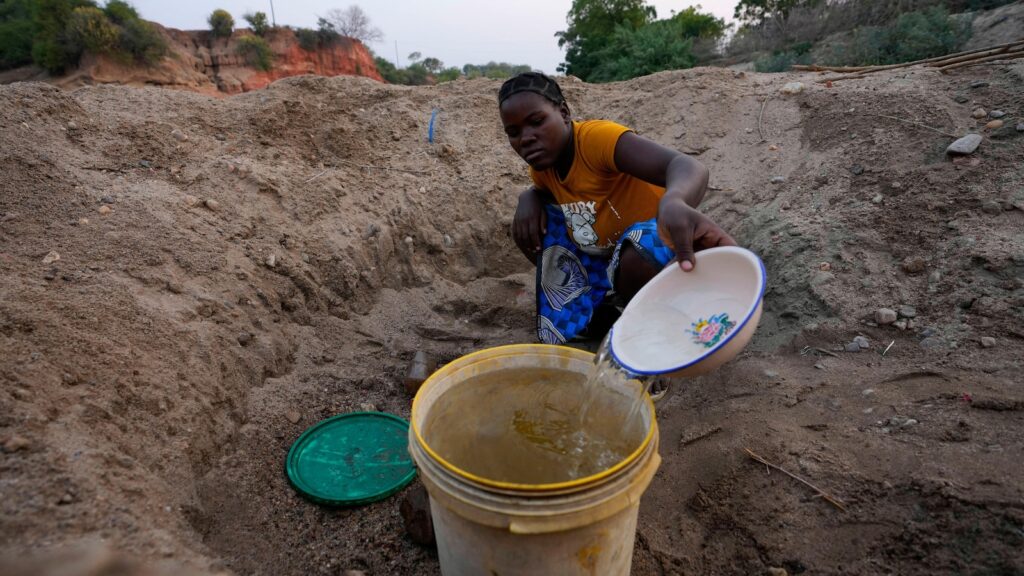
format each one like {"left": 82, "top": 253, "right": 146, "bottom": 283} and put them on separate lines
{"left": 821, "top": 6, "right": 970, "bottom": 66}
{"left": 587, "top": 19, "right": 697, "bottom": 82}
{"left": 119, "top": 17, "right": 165, "bottom": 65}
{"left": 103, "top": 0, "right": 138, "bottom": 24}
{"left": 243, "top": 11, "right": 269, "bottom": 36}
{"left": 208, "top": 9, "right": 233, "bottom": 38}
{"left": 754, "top": 49, "right": 812, "bottom": 72}
{"left": 66, "top": 6, "right": 119, "bottom": 54}
{"left": 0, "top": 0, "right": 35, "bottom": 69}
{"left": 236, "top": 35, "right": 272, "bottom": 71}
{"left": 295, "top": 27, "right": 318, "bottom": 51}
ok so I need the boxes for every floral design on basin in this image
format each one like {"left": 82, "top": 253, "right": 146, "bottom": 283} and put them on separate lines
{"left": 691, "top": 313, "right": 736, "bottom": 348}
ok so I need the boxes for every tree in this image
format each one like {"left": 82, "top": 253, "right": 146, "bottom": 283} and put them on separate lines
{"left": 671, "top": 6, "right": 727, "bottom": 39}
{"left": 243, "top": 11, "right": 269, "bottom": 36}
{"left": 733, "top": 0, "right": 816, "bottom": 29}
{"left": 0, "top": 0, "right": 35, "bottom": 69}
{"left": 207, "top": 9, "right": 233, "bottom": 38}
{"left": 321, "top": 5, "right": 382, "bottom": 44}
{"left": 555, "top": 0, "right": 655, "bottom": 79}
{"left": 587, "top": 18, "right": 696, "bottom": 82}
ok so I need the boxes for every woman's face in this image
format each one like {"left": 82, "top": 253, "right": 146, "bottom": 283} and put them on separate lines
{"left": 499, "top": 92, "right": 571, "bottom": 171}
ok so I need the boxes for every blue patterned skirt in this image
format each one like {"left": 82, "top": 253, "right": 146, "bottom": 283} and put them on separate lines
{"left": 536, "top": 205, "right": 675, "bottom": 344}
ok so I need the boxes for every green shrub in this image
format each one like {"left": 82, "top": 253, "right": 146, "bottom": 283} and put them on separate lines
{"left": 822, "top": 6, "right": 969, "bottom": 66}
{"left": 295, "top": 27, "right": 318, "bottom": 51}
{"left": 0, "top": 0, "right": 35, "bottom": 69}
{"left": 66, "top": 6, "right": 118, "bottom": 54}
{"left": 236, "top": 34, "right": 272, "bottom": 71}
{"left": 243, "top": 11, "right": 269, "bottom": 36}
{"left": 587, "top": 19, "right": 697, "bottom": 82}
{"left": 103, "top": 0, "right": 138, "bottom": 24}
{"left": 207, "top": 9, "right": 233, "bottom": 38}
{"left": 31, "top": 0, "right": 98, "bottom": 73}
{"left": 119, "top": 17, "right": 165, "bottom": 64}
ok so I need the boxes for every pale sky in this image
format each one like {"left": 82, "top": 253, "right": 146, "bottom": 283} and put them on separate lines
{"left": 129, "top": 1, "right": 736, "bottom": 73}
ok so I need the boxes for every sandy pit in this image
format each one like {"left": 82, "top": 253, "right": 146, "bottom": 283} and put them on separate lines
{"left": 1, "top": 64, "right": 1023, "bottom": 575}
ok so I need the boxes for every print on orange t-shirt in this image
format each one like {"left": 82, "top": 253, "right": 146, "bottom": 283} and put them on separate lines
{"left": 529, "top": 120, "right": 666, "bottom": 256}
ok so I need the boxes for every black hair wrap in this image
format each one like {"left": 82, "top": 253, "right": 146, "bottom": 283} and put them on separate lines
{"left": 497, "top": 72, "right": 566, "bottom": 107}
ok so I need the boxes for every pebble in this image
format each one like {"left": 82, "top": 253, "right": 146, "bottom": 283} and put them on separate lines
{"left": 894, "top": 320, "right": 907, "bottom": 330}
{"left": 953, "top": 94, "right": 969, "bottom": 103}
{"left": 888, "top": 416, "right": 918, "bottom": 428}
{"left": 853, "top": 335, "right": 870, "bottom": 349}
{"left": 946, "top": 133, "right": 982, "bottom": 155}
{"left": 100, "top": 195, "right": 115, "bottom": 204}
{"left": 67, "top": 120, "right": 78, "bottom": 130}
{"left": 985, "top": 120, "right": 1003, "bottom": 130}
{"left": 3, "top": 435, "right": 31, "bottom": 453}
{"left": 265, "top": 254, "right": 277, "bottom": 268}
{"left": 203, "top": 198, "right": 220, "bottom": 211}
{"left": 780, "top": 82, "right": 804, "bottom": 95}
{"left": 818, "top": 262, "right": 831, "bottom": 272}
{"left": 971, "top": 108, "right": 987, "bottom": 119}
{"left": 872, "top": 193, "right": 883, "bottom": 204}
{"left": 980, "top": 336, "right": 996, "bottom": 348}
{"left": 814, "top": 362, "right": 826, "bottom": 370}
{"left": 969, "top": 80, "right": 988, "bottom": 89}
{"left": 43, "top": 267, "right": 57, "bottom": 281}
{"left": 862, "top": 388, "right": 875, "bottom": 396}
{"left": 762, "top": 369, "right": 780, "bottom": 380}
{"left": 850, "top": 164, "right": 864, "bottom": 176}
{"left": 359, "top": 402, "right": 377, "bottom": 412}
{"left": 285, "top": 410, "right": 301, "bottom": 424}
{"left": 42, "top": 250, "right": 61, "bottom": 265}
{"left": 1017, "top": 123, "right": 1024, "bottom": 133}
{"left": 171, "top": 128, "right": 188, "bottom": 142}
{"left": 981, "top": 200, "right": 1002, "bottom": 215}
{"left": 770, "top": 176, "right": 786, "bottom": 184}
{"left": 768, "top": 568, "right": 789, "bottom": 576}
{"left": 237, "top": 332, "right": 253, "bottom": 346}
{"left": 898, "top": 305, "right": 917, "bottom": 319}
{"left": 404, "top": 236, "right": 414, "bottom": 245}
{"left": 214, "top": 133, "right": 227, "bottom": 141}
{"left": 98, "top": 205, "right": 112, "bottom": 215}
{"left": 59, "top": 492, "right": 75, "bottom": 505}
{"left": 845, "top": 342, "right": 862, "bottom": 353}
{"left": 988, "top": 110, "right": 1005, "bottom": 119}
{"left": 874, "top": 308, "right": 897, "bottom": 325}
{"left": 443, "top": 234, "right": 454, "bottom": 248}
{"left": 901, "top": 257, "right": 927, "bottom": 274}
{"left": 344, "top": 571, "right": 366, "bottom": 576}
{"left": 79, "top": 217, "right": 89, "bottom": 225}
{"left": 184, "top": 194, "right": 201, "bottom": 207}
{"left": 928, "top": 270, "right": 941, "bottom": 283}
{"left": 139, "top": 159, "right": 152, "bottom": 168}
{"left": 919, "top": 336, "right": 945, "bottom": 350}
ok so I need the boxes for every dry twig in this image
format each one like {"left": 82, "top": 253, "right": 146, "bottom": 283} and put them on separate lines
{"left": 302, "top": 169, "right": 327, "bottom": 184}
{"left": 866, "top": 113, "right": 958, "bottom": 139}
{"left": 757, "top": 97, "right": 770, "bottom": 142}
{"left": 744, "top": 448, "right": 847, "bottom": 511}
{"left": 794, "top": 39, "right": 1024, "bottom": 77}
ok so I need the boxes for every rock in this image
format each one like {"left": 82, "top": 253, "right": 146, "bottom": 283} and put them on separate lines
{"left": 872, "top": 193, "right": 883, "bottom": 204}
{"left": 989, "top": 110, "right": 1005, "bottom": 119}
{"left": 214, "top": 133, "right": 227, "bottom": 141}
{"left": 850, "top": 164, "right": 864, "bottom": 176}
{"left": 770, "top": 176, "right": 786, "bottom": 184}
{"left": 894, "top": 320, "right": 907, "bottom": 330}
{"left": 920, "top": 336, "right": 945, "bottom": 350}
{"left": 139, "top": 159, "right": 152, "bottom": 168}
{"left": 100, "top": 195, "right": 115, "bottom": 204}
{"left": 98, "top": 205, "right": 112, "bottom": 215}
{"left": 762, "top": 369, "right": 780, "bottom": 380}
{"left": 888, "top": 416, "right": 918, "bottom": 428}
{"left": 971, "top": 108, "right": 987, "bottom": 119}
{"left": 237, "top": 332, "right": 253, "bottom": 346}
{"left": 898, "top": 305, "right": 917, "bottom": 319}
{"left": 43, "top": 267, "right": 57, "bottom": 281}
{"left": 42, "top": 250, "right": 60, "bottom": 265}
{"left": 874, "top": 308, "right": 897, "bottom": 325}
{"left": 67, "top": 120, "right": 78, "bottom": 130}
{"left": 979, "top": 200, "right": 1002, "bottom": 215}
{"left": 1017, "top": 123, "right": 1024, "bottom": 133}
{"left": 946, "top": 133, "right": 982, "bottom": 155}
{"left": 969, "top": 80, "right": 988, "bottom": 89}
{"left": 781, "top": 82, "right": 805, "bottom": 95}
{"left": 980, "top": 336, "right": 996, "bottom": 348}
{"left": 768, "top": 568, "right": 789, "bottom": 576}
{"left": 59, "top": 492, "right": 75, "bottom": 505}
{"left": 399, "top": 483, "right": 435, "bottom": 547}
{"left": 171, "top": 128, "right": 188, "bottom": 142}
{"left": 902, "top": 257, "right": 927, "bottom": 274}
{"left": 358, "top": 402, "right": 377, "bottom": 412}
{"left": 403, "top": 236, "right": 414, "bottom": 245}
{"left": 844, "top": 342, "right": 862, "bottom": 353}
{"left": 344, "top": 571, "right": 366, "bottom": 576}
{"left": 203, "top": 198, "right": 220, "bottom": 211}
{"left": 285, "top": 410, "right": 301, "bottom": 424}
{"left": 184, "top": 195, "right": 201, "bottom": 207}
{"left": 953, "top": 94, "right": 969, "bottom": 103}
{"left": 265, "top": 254, "right": 276, "bottom": 268}
{"left": 928, "top": 270, "right": 941, "bottom": 283}
{"left": 443, "top": 234, "right": 454, "bottom": 248}
{"left": 2, "top": 435, "right": 31, "bottom": 453}
{"left": 853, "top": 335, "right": 870, "bottom": 349}
{"left": 814, "top": 362, "right": 826, "bottom": 370}
{"left": 768, "top": 144, "right": 779, "bottom": 151}
{"left": 78, "top": 217, "right": 89, "bottom": 225}
{"left": 818, "top": 262, "right": 831, "bottom": 272}
{"left": 985, "top": 120, "right": 1003, "bottom": 130}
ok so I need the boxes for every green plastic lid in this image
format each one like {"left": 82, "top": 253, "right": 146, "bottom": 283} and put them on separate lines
{"left": 285, "top": 412, "right": 417, "bottom": 506}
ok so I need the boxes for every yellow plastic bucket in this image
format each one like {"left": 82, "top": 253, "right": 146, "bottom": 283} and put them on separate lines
{"left": 409, "top": 344, "right": 661, "bottom": 576}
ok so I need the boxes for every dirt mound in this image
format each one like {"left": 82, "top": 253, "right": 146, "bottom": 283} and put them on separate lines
{"left": 1, "top": 63, "right": 1022, "bottom": 575}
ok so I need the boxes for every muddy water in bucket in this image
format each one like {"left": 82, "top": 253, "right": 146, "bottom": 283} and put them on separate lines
{"left": 423, "top": 338, "right": 647, "bottom": 484}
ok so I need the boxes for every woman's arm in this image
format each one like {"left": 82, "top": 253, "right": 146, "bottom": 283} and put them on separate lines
{"left": 614, "top": 132, "right": 735, "bottom": 271}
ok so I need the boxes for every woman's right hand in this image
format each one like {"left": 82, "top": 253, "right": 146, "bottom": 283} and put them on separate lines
{"left": 512, "top": 187, "right": 548, "bottom": 262}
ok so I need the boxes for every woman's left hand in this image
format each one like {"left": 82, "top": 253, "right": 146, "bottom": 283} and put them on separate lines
{"left": 657, "top": 196, "right": 737, "bottom": 271}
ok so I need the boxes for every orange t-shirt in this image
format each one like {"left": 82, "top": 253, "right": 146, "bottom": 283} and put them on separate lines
{"left": 529, "top": 120, "right": 665, "bottom": 256}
